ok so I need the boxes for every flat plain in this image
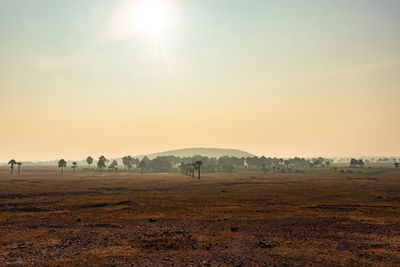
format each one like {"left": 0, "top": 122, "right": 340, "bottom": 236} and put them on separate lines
{"left": 0, "top": 167, "right": 400, "bottom": 266}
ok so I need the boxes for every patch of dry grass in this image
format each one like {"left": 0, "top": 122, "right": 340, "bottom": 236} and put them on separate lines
{"left": 0, "top": 167, "right": 400, "bottom": 266}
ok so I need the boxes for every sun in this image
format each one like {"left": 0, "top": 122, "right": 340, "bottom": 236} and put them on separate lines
{"left": 133, "top": 0, "right": 171, "bottom": 38}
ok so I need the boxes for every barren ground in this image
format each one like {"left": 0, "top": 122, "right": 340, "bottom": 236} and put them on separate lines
{"left": 1, "top": 167, "right": 400, "bottom": 266}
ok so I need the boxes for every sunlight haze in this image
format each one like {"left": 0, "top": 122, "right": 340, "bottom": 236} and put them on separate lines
{"left": 0, "top": 0, "right": 399, "bottom": 161}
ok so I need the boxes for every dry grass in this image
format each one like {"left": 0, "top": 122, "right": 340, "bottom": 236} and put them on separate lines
{"left": 0, "top": 167, "right": 400, "bottom": 266}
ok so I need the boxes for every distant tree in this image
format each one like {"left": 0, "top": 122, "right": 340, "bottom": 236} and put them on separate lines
{"left": 179, "top": 162, "right": 185, "bottom": 174}
{"left": 358, "top": 159, "right": 365, "bottom": 168}
{"left": 72, "top": 162, "right": 78, "bottom": 174}
{"left": 284, "top": 160, "right": 290, "bottom": 170}
{"left": 17, "top": 162, "right": 22, "bottom": 175}
{"left": 313, "top": 158, "right": 323, "bottom": 167}
{"left": 97, "top": 156, "right": 107, "bottom": 174}
{"left": 325, "top": 161, "right": 331, "bottom": 168}
{"left": 58, "top": 159, "right": 67, "bottom": 174}
{"left": 194, "top": 160, "right": 202, "bottom": 179}
{"left": 109, "top": 160, "right": 118, "bottom": 174}
{"left": 127, "top": 156, "right": 133, "bottom": 169}
{"left": 8, "top": 159, "right": 17, "bottom": 175}
{"left": 139, "top": 156, "right": 150, "bottom": 174}
{"left": 350, "top": 158, "right": 358, "bottom": 168}
{"left": 180, "top": 163, "right": 194, "bottom": 177}
{"left": 394, "top": 163, "right": 399, "bottom": 169}
{"left": 122, "top": 156, "right": 129, "bottom": 169}
{"left": 151, "top": 156, "right": 174, "bottom": 172}
{"left": 86, "top": 156, "right": 93, "bottom": 169}
{"left": 134, "top": 158, "right": 141, "bottom": 172}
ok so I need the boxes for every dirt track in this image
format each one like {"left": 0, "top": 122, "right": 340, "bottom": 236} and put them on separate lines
{"left": 1, "top": 168, "right": 400, "bottom": 266}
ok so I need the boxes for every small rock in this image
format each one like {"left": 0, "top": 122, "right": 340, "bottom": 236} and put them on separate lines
{"left": 18, "top": 242, "right": 27, "bottom": 249}
{"left": 259, "top": 240, "right": 276, "bottom": 248}
{"left": 76, "top": 218, "right": 81, "bottom": 222}
{"left": 221, "top": 190, "right": 227, "bottom": 192}
{"left": 230, "top": 227, "right": 239, "bottom": 232}
{"left": 148, "top": 218, "right": 156, "bottom": 223}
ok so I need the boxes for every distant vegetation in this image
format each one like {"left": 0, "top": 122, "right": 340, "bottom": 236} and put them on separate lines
{"left": 58, "top": 159, "right": 67, "bottom": 174}
{"left": 7, "top": 159, "right": 22, "bottom": 175}
{"left": 59, "top": 156, "right": 340, "bottom": 174}
{"left": 5, "top": 155, "right": 399, "bottom": 175}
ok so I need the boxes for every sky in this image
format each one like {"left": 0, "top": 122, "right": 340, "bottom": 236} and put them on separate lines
{"left": 0, "top": 0, "right": 400, "bottom": 162}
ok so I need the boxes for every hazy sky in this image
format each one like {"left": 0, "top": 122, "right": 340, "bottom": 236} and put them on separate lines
{"left": 1, "top": 0, "right": 400, "bottom": 161}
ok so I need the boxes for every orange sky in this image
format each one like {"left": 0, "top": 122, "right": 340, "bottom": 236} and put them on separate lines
{"left": 1, "top": 0, "right": 400, "bottom": 161}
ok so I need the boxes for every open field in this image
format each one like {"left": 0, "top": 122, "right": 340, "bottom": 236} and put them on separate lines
{"left": 1, "top": 167, "right": 400, "bottom": 266}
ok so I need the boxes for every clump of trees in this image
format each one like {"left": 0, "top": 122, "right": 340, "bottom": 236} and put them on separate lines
{"left": 7, "top": 159, "right": 22, "bottom": 175}
{"left": 122, "top": 156, "right": 137, "bottom": 170}
{"left": 180, "top": 161, "right": 202, "bottom": 179}
{"left": 350, "top": 159, "right": 365, "bottom": 168}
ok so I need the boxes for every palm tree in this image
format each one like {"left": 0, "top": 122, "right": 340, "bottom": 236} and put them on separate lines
{"left": 17, "top": 162, "right": 22, "bottom": 175}
{"left": 86, "top": 156, "right": 93, "bottom": 169}
{"left": 8, "top": 159, "right": 17, "bottom": 175}
{"left": 194, "top": 160, "right": 202, "bottom": 179}
{"left": 97, "top": 156, "right": 106, "bottom": 174}
{"left": 72, "top": 162, "right": 78, "bottom": 174}
{"left": 58, "top": 159, "right": 67, "bottom": 174}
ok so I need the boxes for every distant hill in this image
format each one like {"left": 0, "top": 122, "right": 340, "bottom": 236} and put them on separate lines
{"left": 138, "top": 148, "right": 255, "bottom": 159}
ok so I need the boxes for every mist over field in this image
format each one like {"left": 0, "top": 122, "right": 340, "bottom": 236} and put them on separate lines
{"left": 1, "top": 0, "right": 400, "bottom": 266}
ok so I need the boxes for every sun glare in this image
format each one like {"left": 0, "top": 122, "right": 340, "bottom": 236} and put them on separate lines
{"left": 133, "top": 0, "right": 171, "bottom": 38}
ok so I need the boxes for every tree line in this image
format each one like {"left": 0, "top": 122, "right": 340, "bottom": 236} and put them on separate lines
{"left": 57, "top": 155, "right": 335, "bottom": 174}
{"left": 6, "top": 156, "right": 400, "bottom": 175}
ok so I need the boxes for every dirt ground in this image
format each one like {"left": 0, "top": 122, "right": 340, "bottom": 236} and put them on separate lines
{"left": 0, "top": 167, "right": 400, "bottom": 266}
